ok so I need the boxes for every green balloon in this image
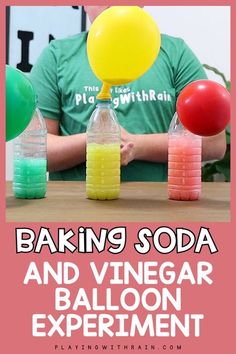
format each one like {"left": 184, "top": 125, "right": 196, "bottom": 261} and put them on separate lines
{"left": 6, "top": 65, "right": 36, "bottom": 141}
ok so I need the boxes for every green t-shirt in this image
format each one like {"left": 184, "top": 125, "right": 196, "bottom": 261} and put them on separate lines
{"left": 30, "top": 32, "right": 207, "bottom": 181}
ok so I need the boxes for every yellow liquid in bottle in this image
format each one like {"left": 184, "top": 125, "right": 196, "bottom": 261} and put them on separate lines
{"left": 86, "top": 143, "right": 120, "bottom": 200}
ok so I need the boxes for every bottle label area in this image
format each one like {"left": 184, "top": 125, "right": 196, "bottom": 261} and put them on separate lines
{"left": 168, "top": 135, "right": 202, "bottom": 201}
{"left": 13, "top": 158, "right": 47, "bottom": 199}
{"left": 86, "top": 143, "right": 120, "bottom": 200}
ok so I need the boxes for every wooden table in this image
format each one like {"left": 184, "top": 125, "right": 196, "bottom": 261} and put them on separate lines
{"left": 6, "top": 181, "right": 230, "bottom": 222}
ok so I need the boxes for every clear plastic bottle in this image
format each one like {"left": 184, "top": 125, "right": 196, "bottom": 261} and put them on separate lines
{"left": 13, "top": 108, "right": 47, "bottom": 199}
{"left": 168, "top": 112, "right": 202, "bottom": 201}
{"left": 86, "top": 99, "right": 121, "bottom": 200}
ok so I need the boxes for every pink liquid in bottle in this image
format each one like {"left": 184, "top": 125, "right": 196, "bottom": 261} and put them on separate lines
{"left": 168, "top": 113, "right": 202, "bottom": 201}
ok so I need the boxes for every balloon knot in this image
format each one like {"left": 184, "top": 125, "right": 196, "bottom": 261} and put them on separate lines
{"left": 97, "top": 82, "right": 112, "bottom": 100}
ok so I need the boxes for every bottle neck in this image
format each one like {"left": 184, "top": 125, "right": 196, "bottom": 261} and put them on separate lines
{"left": 96, "top": 99, "right": 111, "bottom": 109}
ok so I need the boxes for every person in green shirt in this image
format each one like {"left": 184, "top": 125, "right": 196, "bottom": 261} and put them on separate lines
{"left": 30, "top": 6, "right": 226, "bottom": 182}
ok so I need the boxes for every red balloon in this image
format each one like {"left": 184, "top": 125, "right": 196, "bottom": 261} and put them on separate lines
{"left": 176, "top": 80, "right": 230, "bottom": 136}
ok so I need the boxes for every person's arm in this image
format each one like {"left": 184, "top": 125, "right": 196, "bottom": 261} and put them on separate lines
{"left": 202, "top": 132, "right": 227, "bottom": 161}
{"left": 45, "top": 118, "right": 86, "bottom": 172}
{"left": 120, "top": 127, "right": 226, "bottom": 166}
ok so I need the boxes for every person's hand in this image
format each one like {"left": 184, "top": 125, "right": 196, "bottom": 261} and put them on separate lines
{"left": 120, "top": 126, "right": 136, "bottom": 166}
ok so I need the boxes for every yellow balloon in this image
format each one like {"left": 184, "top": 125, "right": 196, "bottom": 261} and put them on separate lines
{"left": 87, "top": 6, "right": 161, "bottom": 87}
